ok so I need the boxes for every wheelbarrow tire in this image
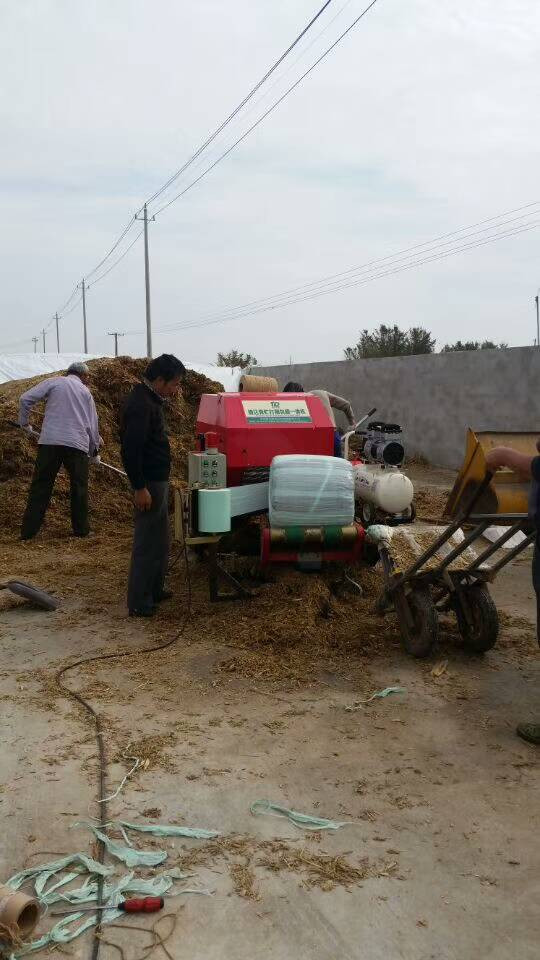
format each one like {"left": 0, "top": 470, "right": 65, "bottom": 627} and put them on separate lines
{"left": 400, "top": 587, "right": 439, "bottom": 659}
{"left": 456, "top": 584, "right": 499, "bottom": 654}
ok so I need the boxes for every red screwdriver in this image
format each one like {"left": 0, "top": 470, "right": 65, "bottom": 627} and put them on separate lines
{"left": 53, "top": 897, "right": 164, "bottom": 916}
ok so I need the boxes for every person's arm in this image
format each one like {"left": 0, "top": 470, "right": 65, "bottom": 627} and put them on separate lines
{"left": 86, "top": 395, "right": 102, "bottom": 457}
{"left": 327, "top": 393, "right": 355, "bottom": 427}
{"left": 121, "top": 397, "right": 152, "bottom": 510}
{"left": 18, "top": 379, "right": 53, "bottom": 429}
{"left": 485, "top": 446, "right": 535, "bottom": 479}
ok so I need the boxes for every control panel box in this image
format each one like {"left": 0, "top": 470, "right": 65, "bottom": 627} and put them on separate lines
{"left": 188, "top": 451, "right": 227, "bottom": 490}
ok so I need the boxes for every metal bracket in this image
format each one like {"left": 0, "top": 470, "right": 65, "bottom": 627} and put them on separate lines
{"left": 208, "top": 543, "right": 252, "bottom": 602}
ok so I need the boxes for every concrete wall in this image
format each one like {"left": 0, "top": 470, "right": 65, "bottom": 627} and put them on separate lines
{"left": 254, "top": 347, "right": 540, "bottom": 469}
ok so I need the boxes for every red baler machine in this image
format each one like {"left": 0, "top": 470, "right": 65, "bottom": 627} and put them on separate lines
{"left": 178, "top": 391, "right": 365, "bottom": 591}
{"left": 195, "top": 392, "right": 334, "bottom": 486}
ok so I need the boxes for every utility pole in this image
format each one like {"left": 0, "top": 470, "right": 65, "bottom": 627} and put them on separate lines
{"left": 32, "top": 336, "right": 39, "bottom": 353}
{"left": 41, "top": 329, "right": 46, "bottom": 352}
{"left": 55, "top": 312, "right": 60, "bottom": 353}
{"left": 81, "top": 278, "right": 88, "bottom": 353}
{"left": 107, "top": 331, "right": 124, "bottom": 357}
{"left": 535, "top": 295, "right": 539, "bottom": 349}
{"left": 135, "top": 203, "right": 155, "bottom": 358}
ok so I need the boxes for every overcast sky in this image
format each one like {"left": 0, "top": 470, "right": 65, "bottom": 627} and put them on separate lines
{"left": 1, "top": 0, "right": 539, "bottom": 365}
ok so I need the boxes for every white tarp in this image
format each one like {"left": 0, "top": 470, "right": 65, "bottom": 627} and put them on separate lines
{"left": 187, "top": 362, "right": 242, "bottom": 392}
{"left": 484, "top": 525, "right": 528, "bottom": 550}
{"left": 0, "top": 353, "right": 103, "bottom": 385}
{"left": 0, "top": 354, "right": 242, "bottom": 391}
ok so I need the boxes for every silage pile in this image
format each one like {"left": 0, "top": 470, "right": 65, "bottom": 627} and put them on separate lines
{"left": 0, "top": 357, "right": 222, "bottom": 539}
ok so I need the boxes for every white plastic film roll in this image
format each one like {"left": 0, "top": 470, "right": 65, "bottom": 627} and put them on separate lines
{"left": 198, "top": 488, "right": 232, "bottom": 533}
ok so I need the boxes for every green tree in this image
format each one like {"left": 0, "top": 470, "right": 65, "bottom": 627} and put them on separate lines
{"left": 442, "top": 340, "right": 508, "bottom": 352}
{"left": 344, "top": 324, "right": 435, "bottom": 359}
{"left": 408, "top": 326, "right": 437, "bottom": 355}
{"left": 217, "top": 349, "right": 257, "bottom": 368}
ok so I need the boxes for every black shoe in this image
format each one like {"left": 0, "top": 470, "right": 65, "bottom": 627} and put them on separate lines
{"left": 154, "top": 589, "right": 173, "bottom": 603}
{"left": 129, "top": 607, "right": 155, "bottom": 618}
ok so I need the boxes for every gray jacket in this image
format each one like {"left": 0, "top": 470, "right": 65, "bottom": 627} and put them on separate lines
{"left": 310, "top": 389, "right": 355, "bottom": 428}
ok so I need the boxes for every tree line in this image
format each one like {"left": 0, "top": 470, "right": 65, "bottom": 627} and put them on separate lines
{"left": 215, "top": 328, "right": 509, "bottom": 369}
{"left": 343, "top": 325, "right": 508, "bottom": 359}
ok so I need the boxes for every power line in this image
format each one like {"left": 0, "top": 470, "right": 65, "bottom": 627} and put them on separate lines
{"left": 47, "top": 0, "right": 341, "bottom": 320}
{"left": 84, "top": 216, "right": 137, "bottom": 283}
{"left": 140, "top": 215, "right": 540, "bottom": 336}
{"left": 148, "top": 202, "right": 540, "bottom": 334}
{"left": 55, "top": 284, "right": 81, "bottom": 319}
{"left": 143, "top": 0, "right": 337, "bottom": 209}
{"left": 62, "top": 293, "right": 83, "bottom": 318}
{"left": 34, "top": 1, "right": 347, "bottom": 349}
{"left": 27, "top": 231, "right": 141, "bottom": 352}
{"left": 86, "top": 230, "right": 144, "bottom": 289}
{"left": 147, "top": 0, "right": 359, "bottom": 207}
{"left": 152, "top": 0, "right": 382, "bottom": 218}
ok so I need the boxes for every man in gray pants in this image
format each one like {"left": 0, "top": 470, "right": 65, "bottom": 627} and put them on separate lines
{"left": 120, "top": 354, "right": 186, "bottom": 617}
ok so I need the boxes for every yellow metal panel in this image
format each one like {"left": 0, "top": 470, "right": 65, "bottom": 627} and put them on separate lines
{"left": 444, "top": 429, "right": 536, "bottom": 518}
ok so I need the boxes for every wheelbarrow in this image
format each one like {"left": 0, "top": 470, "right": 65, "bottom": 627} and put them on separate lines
{"left": 373, "top": 471, "right": 535, "bottom": 658}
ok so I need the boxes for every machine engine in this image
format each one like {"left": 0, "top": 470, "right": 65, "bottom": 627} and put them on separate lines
{"left": 361, "top": 421, "right": 405, "bottom": 467}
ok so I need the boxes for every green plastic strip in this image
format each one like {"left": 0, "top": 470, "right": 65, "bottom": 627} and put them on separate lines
{"left": 250, "top": 799, "right": 351, "bottom": 831}
{"left": 113, "top": 820, "right": 220, "bottom": 840}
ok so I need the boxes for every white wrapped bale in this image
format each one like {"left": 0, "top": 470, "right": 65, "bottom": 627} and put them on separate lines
{"left": 269, "top": 455, "right": 354, "bottom": 527}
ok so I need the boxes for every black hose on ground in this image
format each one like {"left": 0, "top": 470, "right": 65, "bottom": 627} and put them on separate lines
{"left": 55, "top": 543, "right": 192, "bottom": 960}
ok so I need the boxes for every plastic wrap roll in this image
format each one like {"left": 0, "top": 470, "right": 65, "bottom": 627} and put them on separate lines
{"left": 198, "top": 488, "right": 232, "bottom": 533}
{"left": 269, "top": 455, "right": 354, "bottom": 527}
{"left": 239, "top": 374, "right": 278, "bottom": 393}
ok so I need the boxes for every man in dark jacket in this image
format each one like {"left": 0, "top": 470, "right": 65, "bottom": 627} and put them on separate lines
{"left": 120, "top": 354, "right": 186, "bottom": 616}
{"left": 486, "top": 441, "right": 540, "bottom": 745}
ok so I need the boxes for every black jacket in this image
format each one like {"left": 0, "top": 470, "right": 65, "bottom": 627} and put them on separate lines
{"left": 120, "top": 382, "right": 171, "bottom": 490}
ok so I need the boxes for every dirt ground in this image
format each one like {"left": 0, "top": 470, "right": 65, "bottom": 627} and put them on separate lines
{"left": 0, "top": 466, "right": 539, "bottom": 960}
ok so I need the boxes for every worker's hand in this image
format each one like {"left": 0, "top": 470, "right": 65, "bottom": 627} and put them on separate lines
{"left": 90, "top": 453, "right": 101, "bottom": 465}
{"left": 22, "top": 424, "right": 36, "bottom": 437}
{"left": 485, "top": 447, "right": 512, "bottom": 471}
{"left": 134, "top": 488, "right": 152, "bottom": 511}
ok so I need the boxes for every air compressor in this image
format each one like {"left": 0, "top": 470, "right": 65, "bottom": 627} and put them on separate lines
{"left": 342, "top": 410, "right": 414, "bottom": 523}
{"left": 353, "top": 463, "right": 414, "bottom": 525}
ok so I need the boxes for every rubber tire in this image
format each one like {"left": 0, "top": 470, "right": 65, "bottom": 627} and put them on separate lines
{"left": 400, "top": 587, "right": 439, "bottom": 659}
{"left": 455, "top": 584, "right": 499, "bottom": 654}
{"left": 405, "top": 501, "right": 417, "bottom": 523}
{"left": 361, "top": 502, "right": 377, "bottom": 525}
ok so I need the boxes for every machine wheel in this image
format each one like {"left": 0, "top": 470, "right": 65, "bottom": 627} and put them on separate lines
{"left": 388, "top": 502, "right": 417, "bottom": 527}
{"left": 398, "top": 587, "right": 439, "bottom": 658}
{"left": 404, "top": 501, "right": 416, "bottom": 523}
{"left": 361, "top": 502, "right": 377, "bottom": 525}
{"left": 455, "top": 584, "right": 499, "bottom": 654}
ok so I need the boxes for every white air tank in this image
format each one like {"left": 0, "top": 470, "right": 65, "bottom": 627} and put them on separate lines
{"left": 354, "top": 463, "right": 413, "bottom": 515}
